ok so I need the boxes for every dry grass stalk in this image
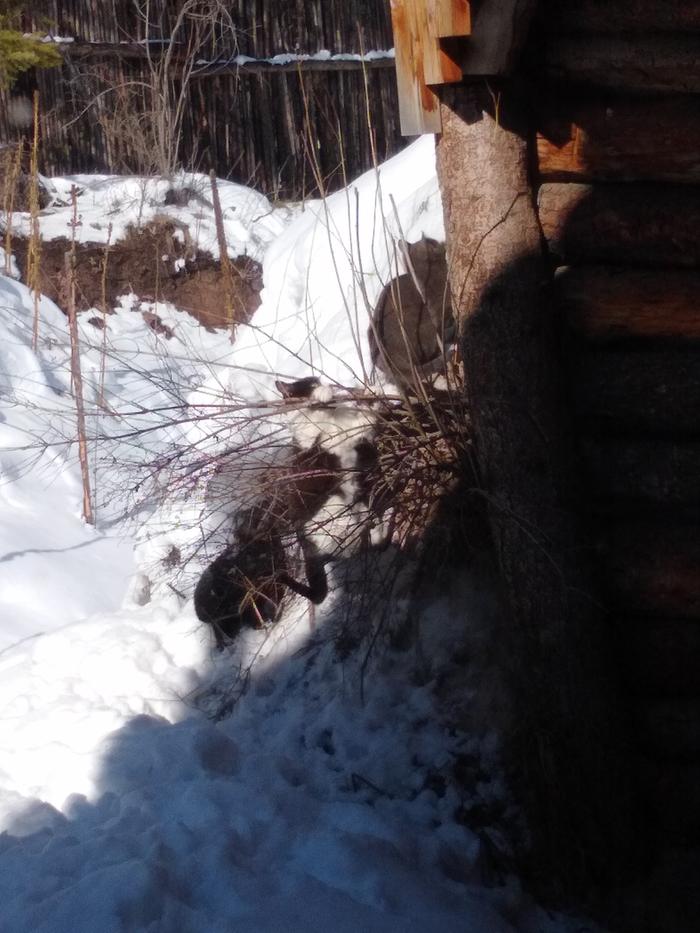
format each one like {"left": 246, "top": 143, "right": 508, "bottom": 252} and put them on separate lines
{"left": 98, "top": 222, "right": 113, "bottom": 410}
{"left": 3, "top": 138, "right": 23, "bottom": 275}
{"left": 64, "top": 245, "right": 94, "bottom": 526}
{"left": 64, "top": 185, "right": 93, "bottom": 525}
{"left": 209, "top": 170, "right": 237, "bottom": 339}
{"left": 28, "top": 91, "right": 41, "bottom": 350}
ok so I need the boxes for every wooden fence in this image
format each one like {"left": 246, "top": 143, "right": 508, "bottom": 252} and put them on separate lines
{"left": 2, "top": 1, "right": 403, "bottom": 198}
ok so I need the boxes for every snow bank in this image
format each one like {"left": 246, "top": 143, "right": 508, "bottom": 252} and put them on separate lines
{"left": 223, "top": 135, "right": 444, "bottom": 397}
{"left": 9, "top": 171, "right": 291, "bottom": 263}
{"left": 0, "top": 144, "right": 598, "bottom": 933}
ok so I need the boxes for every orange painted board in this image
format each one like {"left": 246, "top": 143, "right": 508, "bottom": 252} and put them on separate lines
{"left": 391, "top": 0, "right": 442, "bottom": 134}
{"left": 428, "top": 0, "right": 471, "bottom": 38}
{"left": 391, "top": 0, "right": 470, "bottom": 135}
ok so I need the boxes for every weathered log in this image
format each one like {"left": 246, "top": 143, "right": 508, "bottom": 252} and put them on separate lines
{"left": 635, "top": 699, "right": 700, "bottom": 760}
{"left": 555, "top": 266, "right": 700, "bottom": 341}
{"left": 581, "top": 438, "right": 700, "bottom": 507}
{"left": 539, "top": 183, "right": 700, "bottom": 268}
{"left": 545, "top": 36, "right": 700, "bottom": 94}
{"left": 543, "top": 1, "right": 700, "bottom": 35}
{"left": 572, "top": 349, "right": 700, "bottom": 436}
{"left": 538, "top": 96, "right": 700, "bottom": 184}
{"left": 601, "top": 522, "right": 700, "bottom": 619}
{"left": 619, "top": 617, "right": 700, "bottom": 698}
{"left": 438, "top": 81, "right": 635, "bottom": 895}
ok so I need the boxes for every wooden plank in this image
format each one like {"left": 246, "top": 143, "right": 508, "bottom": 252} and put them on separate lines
{"left": 539, "top": 183, "right": 700, "bottom": 268}
{"left": 601, "top": 522, "right": 700, "bottom": 619}
{"left": 391, "top": 0, "right": 442, "bottom": 134}
{"left": 554, "top": 267, "right": 700, "bottom": 340}
{"left": 619, "top": 617, "right": 700, "bottom": 698}
{"left": 390, "top": 1, "right": 470, "bottom": 134}
{"left": 572, "top": 349, "right": 700, "bottom": 437}
{"left": 544, "top": 1, "right": 700, "bottom": 35}
{"left": 545, "top": 36, "right": 700, "bottom": 94}
{"left": 581, "top": 438, "right": 700, "bottom": 508}
{"left": 537, "top": 96, "right": 700, "bottom": 184}
{"left": 427, "top": 0, "right": 471, "bottom": 38}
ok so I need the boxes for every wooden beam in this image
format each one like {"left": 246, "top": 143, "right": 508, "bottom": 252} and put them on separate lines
{"left": 545, "top": 36, "right": 700, "bottom": 94}
{"left": 537, "top": 96, "right": 700, "bottom": 185}
{"left": 390, "top": 2, "right": 542, "bottom": 134}
{"left": 555, "top": 266, "right": 700, "bottom": 341}
{"left": 428, "top": 0, "right": 471, "bottom": 38}
{"left": 544, "top": 0, "right": 700, "bottom": 35}
{"left": 539, "top": 183, "right": 700, "bottom": 268}
{"left": 390, "top": 1, "right": 471, "bottom": 135}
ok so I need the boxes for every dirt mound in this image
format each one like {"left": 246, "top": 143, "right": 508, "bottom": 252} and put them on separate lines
{"left": 11, "top": 218, "right": 262, "bottom": 328}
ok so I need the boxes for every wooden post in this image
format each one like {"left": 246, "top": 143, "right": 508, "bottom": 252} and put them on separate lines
{"left": 436, "top": 81, "right": 636, "bottom": 898}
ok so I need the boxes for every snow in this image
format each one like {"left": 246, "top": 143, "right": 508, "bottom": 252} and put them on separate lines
{"left": 199, "top": 49, "right": 395, "bottom": 67}
{"left": 0, "top": 143, "right": 597, "bottom": 932}
{"left": 8, "top": 172, "right": 291, "bottom": 263}
{"left": 222, "top": 134, "right": 443, "bottom": 397}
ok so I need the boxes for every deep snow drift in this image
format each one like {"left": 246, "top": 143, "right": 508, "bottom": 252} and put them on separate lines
{"left": 0, "top": 141, "right": 598, "bottom": 932}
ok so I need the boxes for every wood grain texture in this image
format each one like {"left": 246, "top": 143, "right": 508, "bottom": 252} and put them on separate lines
{"left": 555, "top": 266, "right": 700, "bottom": 340}
{"left": 428, "top": 0, "right": 471, "bottom": 38}
{"left": 537, "top": 96, "right": 700, "bottom": 184}
{"left": 545, "top": 36, "right": 700, "bottom": 94}
{"left": 391, "top": 0, "right": 469, "bottom": 135}
{"left": 543, "top": 0, "right": 700, "bottom": 35}
{"left": 539, "top": 183, "right": 700, "bottom": 267}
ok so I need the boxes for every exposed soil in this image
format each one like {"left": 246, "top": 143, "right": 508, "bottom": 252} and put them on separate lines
{"left": 11, "top": 218, "right": 262, "bottom": 329}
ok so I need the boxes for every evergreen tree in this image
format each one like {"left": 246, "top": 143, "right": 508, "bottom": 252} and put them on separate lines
{"left": 0, "top": 1, "right": 61, "bottom": 88}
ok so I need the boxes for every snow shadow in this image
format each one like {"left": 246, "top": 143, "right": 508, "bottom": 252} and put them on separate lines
{"left": 0, "top": 586, "right": 525, "bottom": 933}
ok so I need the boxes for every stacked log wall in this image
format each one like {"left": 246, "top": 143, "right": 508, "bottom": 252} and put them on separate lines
{"left": 537, "top": 0, "right": 700, "bottom": 850}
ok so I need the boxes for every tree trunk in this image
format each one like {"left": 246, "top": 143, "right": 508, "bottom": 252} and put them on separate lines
{"left": 436, "top": 81, "right": 635, "bottom": 900}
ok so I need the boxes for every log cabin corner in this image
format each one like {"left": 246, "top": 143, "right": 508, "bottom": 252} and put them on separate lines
{"left": 390, "top": 2, "right": 700, "bottom": 929}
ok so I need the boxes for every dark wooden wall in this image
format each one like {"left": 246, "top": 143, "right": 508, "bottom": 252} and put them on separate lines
{"left": 537, "top": 0, "right": 700, "bottom": 861}
{"left": 20, "top": 1, "right": 393, "bottom": 54}
{"left": 2, "top": 1, "right": 402, "bottom": 198}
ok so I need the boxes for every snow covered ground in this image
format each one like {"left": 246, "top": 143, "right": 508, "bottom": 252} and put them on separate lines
{"left": 0, "top": 142, "right": 598, "bottom": 932}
